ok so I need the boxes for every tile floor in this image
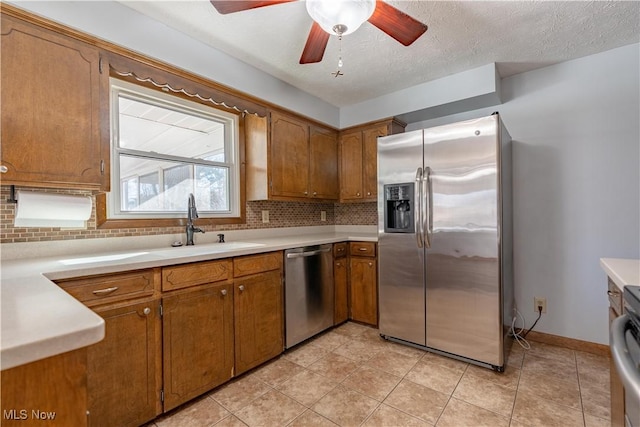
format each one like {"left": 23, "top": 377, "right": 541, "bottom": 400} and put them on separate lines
{"left": 148, "top": 322, "right": 611, "bottom": 427}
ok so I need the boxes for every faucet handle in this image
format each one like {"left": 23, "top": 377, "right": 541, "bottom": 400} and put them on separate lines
{"left": 217, "top": 234, "right": 225, "bottom": 243}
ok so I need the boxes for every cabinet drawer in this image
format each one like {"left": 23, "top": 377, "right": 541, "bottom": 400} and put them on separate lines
{"left": 162, "top": 259, "right": 232, "bottom": 292}
{"left": 349, "top": 242, "right": 376, "bottom": 257}
{"left": 57, "top": 269, "right": 158, "bottom": 306}
{"left": 233, "top": 252, "right": 283, "bottom": 277}
{"left": 334, "top": 242, "right": 347, "bottom": 258}
{"left": 608, "top": 278, "right": 623, "bottom": 317}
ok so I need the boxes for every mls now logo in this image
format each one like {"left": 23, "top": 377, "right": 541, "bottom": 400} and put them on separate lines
{"left": 3, "top": 409, "right": 56, "bottom": 420}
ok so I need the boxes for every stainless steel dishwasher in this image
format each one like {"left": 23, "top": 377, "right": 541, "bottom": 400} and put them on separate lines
{"left": 284, "top": 244, "right": 334, "bottom": 348}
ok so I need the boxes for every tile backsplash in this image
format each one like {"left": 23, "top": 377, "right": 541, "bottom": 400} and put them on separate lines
{"left": 0, "top": 186, "right": 377, "bottom": 243}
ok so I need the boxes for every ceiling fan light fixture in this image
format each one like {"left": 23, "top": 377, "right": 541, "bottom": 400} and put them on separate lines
{"left": 306, "top": 0, "right": 376, "bottom": 36}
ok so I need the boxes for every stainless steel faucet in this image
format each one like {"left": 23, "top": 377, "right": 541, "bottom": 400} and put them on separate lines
{"left": 186, "top": 193, "right": 204, "bottom": 246}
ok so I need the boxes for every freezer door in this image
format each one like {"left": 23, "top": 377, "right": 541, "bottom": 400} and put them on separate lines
{"left": 423, "top": 115, "right": 503, "bottom": 366}
{"left": 378, "top": 130, "right": 426, "bottom": 346}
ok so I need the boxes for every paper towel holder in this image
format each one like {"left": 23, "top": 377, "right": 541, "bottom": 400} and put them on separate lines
{"left": 7, "top": 185, "right": 17, "bottom": 204}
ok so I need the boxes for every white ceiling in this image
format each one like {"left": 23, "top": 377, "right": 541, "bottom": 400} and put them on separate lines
{"left": 118, "top": 0, "right": 639, "bottom": 108}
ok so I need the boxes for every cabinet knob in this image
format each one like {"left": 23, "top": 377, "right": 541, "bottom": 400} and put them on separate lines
{"left": 356, "top": 192, "right": 361, "bottom": 197}
{"left": 304, "top": 191, "right": 308, "bottom": 195}
{"left": 313, "top": 191, "right": 317, "bottom": 196}
{"left": 336, "top": 262, "right": 342, "bottom": 266}
{"left": 368, "top": 262, "right": 373, "bottom": 267}
{"left": 239, "top": 285, "right": 245, "bottom": 292}
{"left": 143, "top": 307, "right": 151, "bottom": 315}
{"left": 221, "top": 289, "right": 227, "bottom": 296}
{"left": 607, "top": 290, "right": 619, "bottom": 297}
{"left": 367, "top": 192, "right": 371, "bottom": 196}
{"left": 0, "top": 165, "right": 7, "bottom": 173}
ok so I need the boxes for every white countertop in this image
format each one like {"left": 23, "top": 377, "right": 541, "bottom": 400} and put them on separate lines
{"left": 600, "top": 258, "right": 640, "bottom": 291}
{"left": 1, "top": 228, "right": 377, "bottom": 370}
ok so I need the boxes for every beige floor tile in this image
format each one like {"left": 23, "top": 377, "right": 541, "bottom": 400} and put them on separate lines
{"left": 521, "top": 353, "right": 578, "bottom": 383}
{"left": 333, "top": 322, "right": 371, "bottom": 337}
{"left": 276, "top": 369, "right": 336, "bottom": 406}
{"left": 156, "top": 396, "right": 230, "bottom": 427}
{"left": 518, "top": 370, "right": 581, "bottom": 409}
{"left": 209, "top": 375, "right": 272, "bottom": 412}
{"left": 580, "top": 380, "right": 611, "bottom": 420}
{"left": 251, "top": 357, "right": 306, "bottom": 387}
{"left": 312, "top": 385, "right": 380, "bottom": 426}
{"left": 452, "top": 373, "right": 516, "bottom": 417}
{"left": 362, "top": 404, "right": 430, "bottom": 426}
{"left": 311, "top": 331, "right": 351, "bottom": 351}
{"left": 405, "top": 357, "right": 465, "bottom": 395}
{"left": 307, "top": 352, "right": 360, "bottom": 382}
{"left": 287, "top": 410, "right": 338, "bottom": 427}
{"left": 234, "top": 390, "right": 306, "bottom": 427}
{"left": 507, "top": 344, "right": 525, "bottom": 369}
{"left": 283, "top": 342, "right": 331, "bottom": 367}
{"left": 422, "top": 352, "right": 468, "bottom": 373}
{"left": 465, "top": 363, "right": 521, "bottom": 389}
{"left": 526, "top": 341, "right": 576, "bottom": 364}
{"left": 341, "top": 366, "right": 402, "bottom": 401}
{"left": 213, "top": 415, "right": 249, "bottom": 426}
{"left": 332, "top": 337, "right": 381, "bottom": 363}
{"left": 511, "top": 390, "right": 584, "bottom": 427}
{"left": 436, "top": 397, "right": 510, "bottom": 427}
{"left": 584, "top": 413, "right": 611, "bottom": 427}
{"left": 383, "top": 379, "right": 448, "bottom": 424}
{"left": 381, "top": 340, "right": 428, "bottom": 359}
{"left": 366, "top": 347, "right": 422, "bottom": 377}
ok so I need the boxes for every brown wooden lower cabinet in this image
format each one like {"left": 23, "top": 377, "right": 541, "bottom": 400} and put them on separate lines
{"left": 234, "top": 269, "right": 283, "bottom": 375}
{"left": 334, "top": 244, "right": 349, "bottom": 325}
{"left": 162, "top": 282, "right": 234, "bottom": 411}
{"left": 608, "top": 281, "right": 625, "bottom": 427}
{"left": 1, "top": 348, "right": 88, "bottom": 427}
{"left": 88, "top": 298, "right": 162, "bottom": 427}
{"left": 349, "top": 256, "right": 378, "bottom": 326}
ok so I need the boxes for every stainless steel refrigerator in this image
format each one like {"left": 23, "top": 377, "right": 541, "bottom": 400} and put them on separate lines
{"left": 377, "top": 113, "right": 513, "bottom": 371}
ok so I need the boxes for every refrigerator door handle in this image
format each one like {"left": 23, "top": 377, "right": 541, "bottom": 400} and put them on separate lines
{"left": 423, "top": 166, "right": 433, "bottom": 248}
{"left": 415, "top": 167, "right": 424, "bottom": 248}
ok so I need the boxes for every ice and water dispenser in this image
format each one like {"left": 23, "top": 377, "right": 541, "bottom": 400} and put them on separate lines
{"left": 384, "top": 183, "right": 415, "bottom": 233}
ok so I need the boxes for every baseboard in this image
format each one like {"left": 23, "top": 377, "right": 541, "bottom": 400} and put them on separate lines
{"left": 525, "top": 330, "right": 610, "bottom": 357}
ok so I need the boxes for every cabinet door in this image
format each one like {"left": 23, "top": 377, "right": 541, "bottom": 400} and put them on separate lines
{"left": 349, "top": 257, "right": 378, "bottom": 326}
{"left": 1, "top": 15, "right": 108, "bottom": 190}
{"left": 362, "top": 125, "right": 388, "bottom": 201}
{"left": 334, "top": 258, "right": 348, "bottom": 325}
{"left": 162, "top": 283, "right": 234, "bottom": 411}
{"left": 270, "top": 111, "right": 310, "bottom": 198}
{"left": 339, "top": 131, "right": 364, "bottom": 200}
{"left": 309, "top": 126, "right": 339, "bottom": 200}
{"left": 88, "top": 299, "right": 161, "bottom": 427}
{"left": 234, "top": 270, "right": 283, "bottom": 375}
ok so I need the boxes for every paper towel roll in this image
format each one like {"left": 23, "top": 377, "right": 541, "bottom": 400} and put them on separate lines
{"left": 14, "top": 191, "right": 93, "bottom": 228}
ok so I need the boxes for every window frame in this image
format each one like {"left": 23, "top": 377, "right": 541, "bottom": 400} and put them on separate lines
{"left": 96, "top": 77, "right": 246, "bottom": 228}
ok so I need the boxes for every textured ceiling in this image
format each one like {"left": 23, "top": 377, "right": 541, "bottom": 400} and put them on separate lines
{"left": 118, "top": 0, "right": 640, "bottom": 107}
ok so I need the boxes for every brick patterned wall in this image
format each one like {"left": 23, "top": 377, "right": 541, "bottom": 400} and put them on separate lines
{"left": 0, "top": 186, "right": 376, "bottom": 243}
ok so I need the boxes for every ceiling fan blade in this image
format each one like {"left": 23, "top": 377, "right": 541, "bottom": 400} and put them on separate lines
{"left": 210, "top": 0, "right": 295, "bottom": 15}
{"left": 299, "top": 22, "right": 330, "bottom": 64}
{"left": 368, "top": 0, "right": 428, "bottom": 46}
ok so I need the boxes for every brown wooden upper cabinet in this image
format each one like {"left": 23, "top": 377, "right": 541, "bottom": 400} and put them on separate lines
{"left": 0, "top": 12, "right": 110, "bottom": 191}
{"left": 338, "top": 119, "right": 405, "bottom": 202}
{"left": 245, "top": 111, "right": 338, "bottom": 201}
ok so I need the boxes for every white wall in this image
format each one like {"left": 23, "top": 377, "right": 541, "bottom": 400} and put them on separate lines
{"left": 407, "top": 43, "right": 640, "bottom": 345}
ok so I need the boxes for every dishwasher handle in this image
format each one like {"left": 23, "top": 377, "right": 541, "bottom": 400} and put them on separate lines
{"left": 286, "top": 247, "right": 332, "bottom": 259}
{"left": 610, "top": 314, "right": 640, "bottom": 404}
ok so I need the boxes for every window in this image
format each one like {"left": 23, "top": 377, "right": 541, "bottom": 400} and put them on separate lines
{"left": 108, "top": 79, "right": 240, "bottom": 220}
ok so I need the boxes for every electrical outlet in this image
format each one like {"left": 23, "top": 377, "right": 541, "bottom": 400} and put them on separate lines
{"left": 321, "top": 210, "right": 327, "bottom": 222}
{"left": 534, "top": 297, "right": 547, "bottom": 314}
{"left": 261, "top": 210, "right": 269, "bottom": 223}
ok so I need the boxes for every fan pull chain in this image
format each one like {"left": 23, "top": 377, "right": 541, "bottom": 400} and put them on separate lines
{"left": 332, "top": 35, "right": 344, "bottom": 77}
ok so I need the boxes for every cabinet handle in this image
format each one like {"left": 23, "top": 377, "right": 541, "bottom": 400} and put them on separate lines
{"left": 221, "top": 289, "right": 227, "bottom": 296}
{"left": 607, "top": 290, "right": 620, "bottom": 297}
{"left": 92, "top": 286, "right": 118, "bottom": 296}
{"left": 0, "top": 165, "right": 7, "bottom": 173}
{"left": 238, "top": 285, "right": 245, "bottom": 292}
{"left": 336, "top": 262, "right": 342, "bottom": 266}
{"left": 143, "top": 307, "right": 151, "bottom": 315}
{"left": 359, "top": 247, "right": 368, "bottom": 252}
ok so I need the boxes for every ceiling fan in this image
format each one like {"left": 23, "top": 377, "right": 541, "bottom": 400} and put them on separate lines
{"left": 209, "top": 0, "right": 428, "bottom": 64}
